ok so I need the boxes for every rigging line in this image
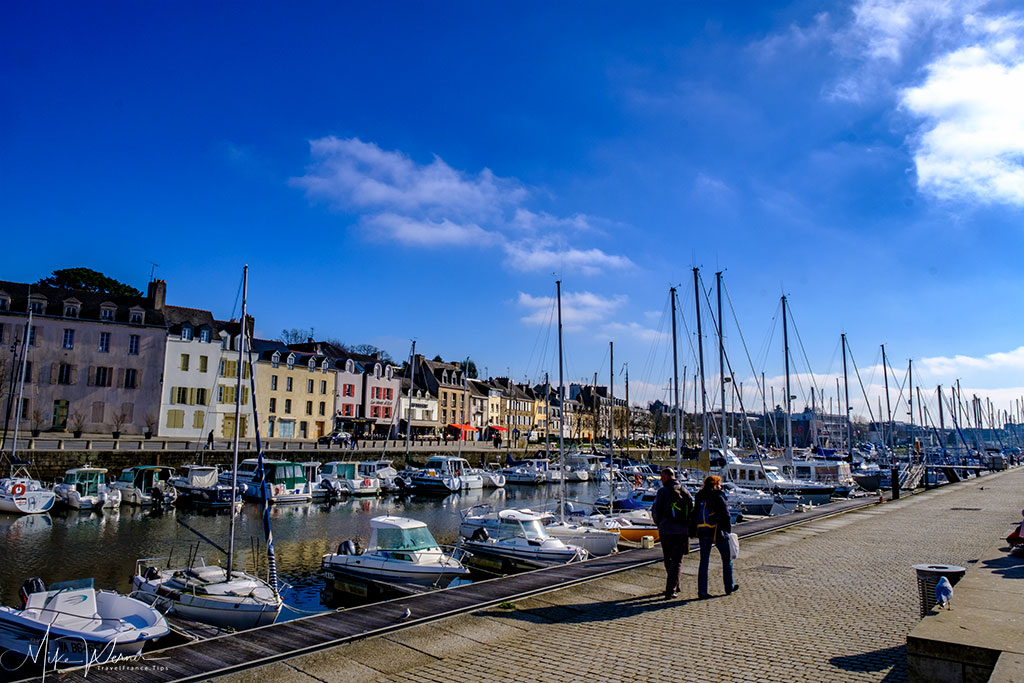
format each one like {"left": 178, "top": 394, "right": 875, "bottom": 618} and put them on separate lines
{"left": 636, "top": 292, "right": 671, "bottom": 406}
{"left": 522, "top": 284, "right": 556, "bottom": 386}
{"left": 846, "top": 344, "right": 877, "bottom": 424}
{"left": 722, "top": 278, "right": 770, "bottom": 406}
{"left": 786, "top": 304, "right": 823, "bottom": 405}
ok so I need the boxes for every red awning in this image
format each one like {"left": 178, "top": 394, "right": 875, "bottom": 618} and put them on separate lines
{"left": 447, "top": 423, "right": 479, "bottom": 432}
{"left": 488, "top": 425, "right": 508, "bottom": 432}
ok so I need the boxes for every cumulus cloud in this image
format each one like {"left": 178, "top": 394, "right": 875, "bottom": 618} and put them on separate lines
{"left": 918, "top": 345, "right": 1024, "bottom": 377}
{"left": 517, "top": 291, "right": 627, "bottom": 328}
{"left": 600, "top": 321, "right": 669, "bottom": 343}
{"left": 902, "top": 35, "right": 1024, "bottom": 205}
{"left": 291, "top": 136, "right": 630, "bottom": 270}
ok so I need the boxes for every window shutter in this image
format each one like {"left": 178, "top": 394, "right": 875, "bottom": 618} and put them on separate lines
{"left": 242, "top": 387, "right": 249, "bottom": 405}
{"left": 49, "top": 363, "right": 58, "bottom": 384}
{"left": 135, "top": 369, "right": 142, "bottom": 388}
{"left": 188, "top": 388, "right": 196, "bottom": 405}
{"left": 117, "top": 368, "right": 125, "bottom": 388}
{"left": 87, "top": 367, "right": 95, "bottom": 386}
{"left": 70, "top": 365, "right": 78, "bottom": 385}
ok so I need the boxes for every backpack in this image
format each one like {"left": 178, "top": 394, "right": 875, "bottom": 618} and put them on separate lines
{"left": 693, "top": 496, "right": 718, "bottom": 536}
{"left": 670, "top": 487, "right": 694, "bottom": 521}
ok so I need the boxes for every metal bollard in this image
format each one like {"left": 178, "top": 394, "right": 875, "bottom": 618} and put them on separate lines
{"left": 891, "top": 466, "right": 900, "bottom": 500}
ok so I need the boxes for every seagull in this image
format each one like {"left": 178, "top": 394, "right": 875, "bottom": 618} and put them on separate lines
{"left": 935, "top": 577, "right": 954, "bottom": 609}
{"left": 398, "top": 608, "right": 412, "bottom": 620}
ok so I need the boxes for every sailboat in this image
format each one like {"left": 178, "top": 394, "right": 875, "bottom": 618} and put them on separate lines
{"left": 0, "top": 303, "right": 55, "bottom": 515}
{"left": 133, "top": 267, "right": 283, "bottom": 631}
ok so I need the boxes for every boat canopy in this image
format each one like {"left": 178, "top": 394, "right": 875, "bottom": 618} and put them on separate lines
{"left": 368, "top": 516, "right": 440, "bottom": 551}
{"left": 323, "top": 462, "right": 357, "bottom": 478}
{"left": 185, "top": 467, "right": 219, "bottom": 488}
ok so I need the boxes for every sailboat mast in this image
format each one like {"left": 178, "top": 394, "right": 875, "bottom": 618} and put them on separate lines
{"left": 227, "top": 265, "right": 248, "bottom": 578}
{"left": 761, "top": 371, "right": 767, "bottom": 451}
{"left": 717, "top": 271, "right": 726, "bottom": 450}
{"left": 782, "top": 295, "right": 793, "bottom": 466}
{"left": 608, "top": 340, "right": 614, "bottom": 510}
{"left": 9, "top": 298, "right": 33, "bottom": 464}
{"left": 556, "top": 280, "right": 566, "bottom": 522}
{"left": 881, "top": 345, "right": 893, "bottom": 450}
{"left": 842, "top": 333, "right": 851, "bottom": 458}
{"left": 693, "top": 268, "right": 708, "bottom": 451}
{"left": 908, "top": 359, "right": 914, "bottom": 455}
{"left": 404, "top": 341, "right": 416, "bottom": 461}
{"left": 670, "top": 287, "right": 681, "bottom": 471}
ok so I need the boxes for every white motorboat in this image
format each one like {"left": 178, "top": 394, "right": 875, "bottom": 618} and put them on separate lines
{"left": 132, "top": 559, "right": 282, "bottom": 631}
{"left": 357, "top": 459, "right": 402, "bottom": 492}
{"left": 469, "top": 467, "right": 506, "bottom": 488}
{"left": 111, "top": 466, "right": 179, "bottom": 506}
{"left": 460, "top": 505, "right": 617, "bottom": 556}
{"left": 0, "top": 577, "right": 168, "bottom": 666}
{"left": 461, "top": 509, "right": 588, "bottom": 568}
{"left": 170, "top": 465, "right": 238, "bottom": 508}
{"left": 314, "top": 461, "right": 380, "bottom": 497}
{"left": 241, "top": 460, "right": 313, "bottom": 503}
{"left": 322, "top": 516, "right": 470, "bottom": 588}
{"left": 0, "top": 466, "right": 56, "bottom": 515}
{"left": 716, "top": 449, "right": 835, "bottom": 504}
{"left": 410, "top": 456, "right": 482, "bottom": 493}
{"left": 53, "top": 466, "right": 121, "bottom": 510}
{"left": 500, "top": 458, "right": 549, "bottom": 484}
{"left": 546, "top": 463, "right": 589, "bottom": 482}
{"left": 584, "top": 510, "right": 659, "bottom": 544}
{"left": 720, "top": 481, "right": 779, "bottom": 517}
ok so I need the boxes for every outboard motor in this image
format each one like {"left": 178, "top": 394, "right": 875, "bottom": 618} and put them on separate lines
{"left": 470, "top": 527, "right": 490, "bottom": 542}
{"left": 19, "top": 578, "right": 46, "bottom": 608}
{"left": 336, "top": 539, "right": 358, "bottom": 556}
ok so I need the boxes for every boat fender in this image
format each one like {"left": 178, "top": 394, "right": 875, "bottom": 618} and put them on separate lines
{"left": 362, "top": 478, "right": 372, "bottom": 487}
{"left": 274, "top": 484, "right": 283, "bottom": 496}
{"left": 19, "top": 577, "right": 45, "bottom": 607}
{"left": 470, "top": 527, "right": 489, "bottom": 542}
{"left": 12, "top": 483, "right": 26, "bottom": 496}
{"left": 337, "top": 539, "right": 358, "bottom": 555}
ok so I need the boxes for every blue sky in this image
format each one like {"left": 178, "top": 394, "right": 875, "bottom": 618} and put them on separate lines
{"left": 4, "top": 1, "right": 1024, "bottom": 424}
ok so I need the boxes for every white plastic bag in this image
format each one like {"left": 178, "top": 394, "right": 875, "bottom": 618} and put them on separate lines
{"left": 727, "top": 532, "right": 739, "bottom": 560}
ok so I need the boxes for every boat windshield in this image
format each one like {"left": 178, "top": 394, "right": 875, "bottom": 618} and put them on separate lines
{"left": 498, "top": 518, "right": 547, "bottom": 540}
{"left": 376, "top": 526, "right": 438, "bottom": 552}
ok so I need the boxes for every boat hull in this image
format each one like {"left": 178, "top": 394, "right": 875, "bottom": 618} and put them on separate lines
{"left": 132, "top": 577, "right": 281, "bottom": 631}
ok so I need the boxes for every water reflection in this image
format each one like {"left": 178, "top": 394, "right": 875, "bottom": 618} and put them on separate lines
{"left": 0, "top": 482, "right": 596, "bottom": 620}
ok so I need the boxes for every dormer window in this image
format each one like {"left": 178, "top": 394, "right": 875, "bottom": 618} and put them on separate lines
{"left": 63, "top": 300, "right": 80, "bottom": 318}
{"left": 0, "top": 292, "right": 8, "bottom": 311}
{"left": 28, "top": 297, "right": 46, "bottom": 315}
{"left": 346, "top": 359, "right": 354, "bottom": 373}
{"left": 442, "top": 371, "right": 449, "bottom": 384}
{"left": 100, "top": 303, "right": 116, "bottom": 321}
{"left": 286, "top": 353, "right": 295, "bottom": 369}
{"left": 308, "top": 358, "right": 315, "bottom": 372}
{"left": 320, "top": 359, "right": 328, "bottom": 373}
{"left": 181, "top": 324, "right": 193, "bottom": 341}
{"left": 199, "top": 327, "right": 210, "bottom": 343}
{"left": 386, "top": 366, "right": 393, "bottom": 380}
{"left": 374, "top": 363, "right": 382, "bottom": 379}
{"left": 129, "top": 308, "right": 144, "bottom": 324}
{"left": 271, "top": 351, "right": 281, "bottom": 368}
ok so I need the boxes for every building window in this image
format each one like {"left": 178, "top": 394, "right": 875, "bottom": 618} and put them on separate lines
{"left": 199, "top": 355, "right": 208, "bottom": 373}
{"left": 0, "top": 296, "right": 7, "bottom": 311}
{"left": 269, "top": 398, "right": 277, "bottom": 413}
{"left": 199, "top": 327, "right": 210, "bottom": 343}
{"left": 62, "top": 329, "right": 75, "bottom": 349}
{"left": 124, "top": 368, "right": 138, "bottom": 389}
{"left": 195, "top": 388, "right": 207, "bottom": 404}
{"left": 21, "top": 361, "right": 32, "bottom": 384}
{"left": 279, "top": 420, "right": 294, "bottom": 438}
{"left": 29, "top": 300, "right": 45, "bottom": 314}
{"left": 180, "top": 354, "right": 189, "bottom": 371}
{"left": 130, "top": 311, "right": 143, "bottom": 324}
{"left": 286, "top": 377, "right": 293, "bottom": 392}
{"left": 299, "top": 422, "right": 308, "bottom": 439}
{"left": 320, "top": 380, "right": 327, "bottom": 394}
{"left": 128, "top": 334, "right": 140, "bottom": 355}
{"left": 271, "top": 351, "right": 280, "bottom": 368}
{"left": 64, "top": 304, "right": 78, "bottom": 317}
{"left": 267, "top": 419, "right": 275, "bottom": 438}
{"left": 271, "top": 375, "right": 278, "bottom": 391}
{"left": 101, "top": 307, "right": 115, "bottom": 321}
{"left": 371, "top": 406, "right": 380, "bottom": 418}
{"left": 26, "top": 326, "right": 37, "bottom": 347}
{"left": 343, "top": 403, "right": 354, "bottom": 417}
{"left": 98, "top": 332, "right": 110, "bottom": 353}
{"left": 343, "top": 384, "right": 355, "bottom": 397}
{"left": 286, "top": 353, "right": 295, "bottom": 369}
{"left": 57, "top": 363, "right": 73, "bottom": 385}
{"left": 181, "top": 325, "right": 193, "bottom": 341}
{"left": 174, "top": 387, "right": 188, "bottom": 404}
{"left": 305, "top": 401, "right": 313, "bottom": 415}
{"left": 308, "top": 358, "right": 315, "bottom": 372}
{"left": 307, "top": 379, "right": 314, "bottom": 393}
{"left": 94, "top": 366, "right": 112, "bottom": 387}
{"left": 319, "top": 401, "right": 326, "bottom": 416}
{"left": 386, "top": 388, "right": 393, "bottom": 400}
{"left": 284, "top": 399, "right": 292, "bottom": 414}
{"left": 384, "top": 406, "right": 392, "bottom": 419}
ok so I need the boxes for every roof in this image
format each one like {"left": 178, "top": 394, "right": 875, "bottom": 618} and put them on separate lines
{"left": 369, "top": 515, "right": 429, "bottom": 530}
{"left": 164, "top": 305, "right": 216, "bottom": 330}
{"left": 0, "top": 278, "right": 165, "bottom": 326}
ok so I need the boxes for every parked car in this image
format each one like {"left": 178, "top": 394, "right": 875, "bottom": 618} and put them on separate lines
{"left": 318, "top": 431, "right": 349, "bottom": 446}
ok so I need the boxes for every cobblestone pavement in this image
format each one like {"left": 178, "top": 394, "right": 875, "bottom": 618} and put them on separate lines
{"left": 217, "top": 468, "right": 1024, "bottom": 683}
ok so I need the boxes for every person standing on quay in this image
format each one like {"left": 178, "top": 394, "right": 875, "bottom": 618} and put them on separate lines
{"left": 651, "top": 468, "right": 693, "bottom": 599}
{"left": 693, "top": 475, "right": 737, "bottom": 599}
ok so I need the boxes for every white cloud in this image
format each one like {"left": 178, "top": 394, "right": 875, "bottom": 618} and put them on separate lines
{"left": 600, "top": 321, "right": 669, "bottom": 344}
{"left": 362, "top": 213, "right": 498, "bottom": 247}
{"left": 291, "top": 136, "right": 632, "bottom": 268}
{"left": 503, "top": 241, "right": 633, "bottom": 276}
{"left": 918, "top": 345, "right": 1024, "bottom": 377}
{"left": 902, "top": 37, "right": 1024, "bottom": 204}
{"left": 517, "top": 291, "right": 627, "bottom": 328}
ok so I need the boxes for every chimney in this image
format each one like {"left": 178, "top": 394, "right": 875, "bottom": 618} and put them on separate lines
{"left": 307, "top": 337, "right": 314, "bottom": 344}
{"left": 147, "top": 279, "right": 166, "bottom": 310}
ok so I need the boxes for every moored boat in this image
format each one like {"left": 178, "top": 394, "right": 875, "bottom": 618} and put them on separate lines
{"left": 53, "top": 466, "right": 120, "bottom": 510}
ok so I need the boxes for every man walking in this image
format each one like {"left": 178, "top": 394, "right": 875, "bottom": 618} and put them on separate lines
{"left": 651, "top": 468, "right": 693, "bottom": 599}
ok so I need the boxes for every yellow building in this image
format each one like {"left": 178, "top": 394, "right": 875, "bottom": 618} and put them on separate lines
{"left": 253, "top": 341, "right": 336, "bottom": 441}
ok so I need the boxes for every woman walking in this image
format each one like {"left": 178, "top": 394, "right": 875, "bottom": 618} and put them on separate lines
{"left": 692, "top": 475, "right": 737, "bottom": 599}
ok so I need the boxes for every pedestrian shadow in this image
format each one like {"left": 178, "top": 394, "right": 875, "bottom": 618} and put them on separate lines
{"left": 481, "top": 593, "right": 700, "bottom": 625}
{"left": 981, "top": 554, "right": 1024, "bottom": 579}
{"left": 829, "top": 644, "right": 906, "bottom": 676}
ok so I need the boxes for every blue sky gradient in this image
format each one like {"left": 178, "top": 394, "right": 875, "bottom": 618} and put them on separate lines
{"left": 4, "top": 1, "right": 1024, "bottom": 421}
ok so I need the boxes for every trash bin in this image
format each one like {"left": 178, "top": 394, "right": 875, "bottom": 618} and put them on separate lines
{"left": 913, "top": 563, "right": 966, "bottom": 617}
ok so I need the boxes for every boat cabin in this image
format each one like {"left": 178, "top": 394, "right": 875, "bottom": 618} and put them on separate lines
{"left": 263, "top": 461, "right": 307, "bottom": 487}
{"left": 497, "top": 510, "right": 549, "bottom": 541}
{"left": 63, "top": 468, "right": 107, "bottom": 498}
{"left": 118, "top": 466, "right": 176, "bottom": 493}
{"left": 423, "top": 456, "right": 469, "bottom": 477}
{"left": 322, "top": 462, "right": 358, "bottom": 480}
{"left": 368, "top": 516, "right": 442, "bottom": 557}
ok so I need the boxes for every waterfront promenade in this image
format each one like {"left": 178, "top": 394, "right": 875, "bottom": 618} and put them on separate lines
{"left": 211, "top": 469, "right": 1022, "bottom": 683}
